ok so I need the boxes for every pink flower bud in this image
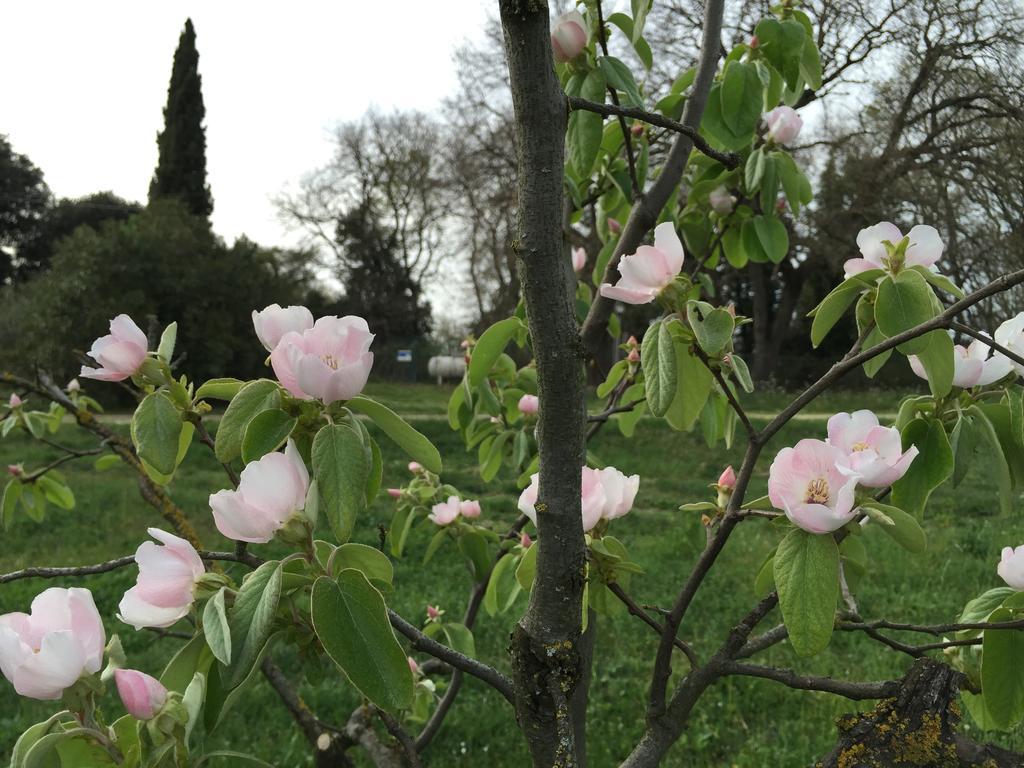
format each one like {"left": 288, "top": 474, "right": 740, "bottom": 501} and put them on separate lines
{"left": 426, "top": 605, "right": 441, "bottom": 620}
{"left": 518, "top": 394, "right": 540, "bottom": 415}
{"left": 627, "top": 336, "right": 638, "bottom": 347}
{"left": 749, "top": 34, "right": 759, "bottom": 48}
{"left": 66, "top": 379, "right": 80, "bottom": 393}
{"left": 8, "top": 393, "right": 22, "bottom": 409}
{"left": 387, "top": 488, "right": 402, "bottom": 499}
{"left": 114, "top": 668, "right": 167, "bottom": 720}
{"left": 551, "top": 10, "right": 588, "bottom": 62}
{"left": 599, "top": 222, "right": 685, "bottom": 305}
{"left": 607, "top": 217, "right": 622, "bottom": 235}
{"left": 270, "top": 316, "right": 374, "bottom": 404}
{"left": 0, "top": 587, "right": 105, "bottom": 700}
{"left": 7, "top": 464, "right": 22, "bottom": 476}
{"left": 80, "top": 315, "right": 149, "bottom": 382}
{"left": 460, "top": 339, "right": 471, "bottom": 349}
{"left": 407, "top": 656, "right": 419, "bottom": 674}
{"left": 571, "top": 247, "right": 587, "bottom": 272}
{"left": 630, "top": 122, "right": 644, "bottom": 136}
{"left": 460, "top": 499, "right": 482, "bottom": 519}
{"left": 718, "top": 465, "right": 736, "bottom": 490}
{"left": 520, "top": 532, "right": 532, "bottom": 548}
{"left": 627, "top": 348, "right": 640, "bottom": 363}
{"left": 408, "top": 462, "right": 424, "bottom": 474}
{"left": 726, "top": 304, "right": 737, "bottom": 317}
{"left": 776, "top": 198, "right": 787, "bottom": 213}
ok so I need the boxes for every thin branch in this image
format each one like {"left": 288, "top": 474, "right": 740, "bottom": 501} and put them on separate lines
{"left": 586, "top": 397, "right": 645, "bottom": 424}
{"left": 20, "top": 447, "right": 103, "bottom": 481}
{"left": 376, "top": 709, "right": 422, "bottom": 768}
{"left": 388, "top": 609, "right": 514, "bottom": 704}
{"left": 594, "top": 0, "right": 639, "bottom": 199}
{"left": 566, "top": 96, "right": 740, "bottom": 169}
{"left": 720, "top": 662, "right": 900, "bottom": 701}
{"left": 607, "top": 582, "right": 700, "bottom": 668}
{"left": 694, "top": 347, "right": 755, "bottom": 440}
{"left": 735, "top": 624, "right": 788, "bottom": 659}
{"left": 758, "top": 266, "right": 1024, "bottom": 445}
{"left": 0, "top": 550, "right": 257, "bottom": 585}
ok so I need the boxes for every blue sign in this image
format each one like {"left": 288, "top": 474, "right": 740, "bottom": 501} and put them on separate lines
{"left": 396, "top": 349, "right": 413, "bottom": 363}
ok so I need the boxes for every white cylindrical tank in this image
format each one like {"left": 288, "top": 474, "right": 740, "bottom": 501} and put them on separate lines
{"left": 428, "top": 355, "right": 467, "bottom": 385}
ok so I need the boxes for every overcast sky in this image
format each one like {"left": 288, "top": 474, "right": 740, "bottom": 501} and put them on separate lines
{"left": 0, "top": 1, "right": 490, "bottom": 248}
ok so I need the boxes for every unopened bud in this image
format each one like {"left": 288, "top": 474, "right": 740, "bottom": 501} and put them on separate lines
{"left": 630, "top": 122, "right": 644, "bottom": 137}
{"left": 7, "top": 464, "right": 22, "bottom": 476}
{"left": 521, "top": 532, "right": 532, "bottom": 548}
{"left": 8, "top": 393, "right": 23, "bottom": 409}
{"left": 66, "top": 379, "right": 81, "bottom": 393}
{"left": 407, "top": 656, "right": 419, "bottom": 674}
{"left": 426, "top": 605, "right": 441, "bottom": 620}
{"left": 627, "top": 348, "right": 640, "bottom": 363}
{"left": 607, "top": 217, "right": 621, "bottom": 235}
{"left": 408, "top": 462, "right": 424, "bottom": 474}
{"left": 387, "top": 488, "right": 402, "bottom": 499}
{"left": 718, "top": 465, "right": 736, "bottom": 490}
{"left": 749, "top": 34, "right": 759, "bottom": 48}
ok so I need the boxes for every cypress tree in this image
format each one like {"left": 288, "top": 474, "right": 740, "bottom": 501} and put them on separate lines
{"left": 148, "top": 18, "right": 213, "bottom": 218}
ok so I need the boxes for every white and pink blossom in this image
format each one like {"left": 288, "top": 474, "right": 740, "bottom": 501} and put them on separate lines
{"left": 827, "top": 411, "right": 918, "bottom": 488}
{"left": 768, "top": 439, "right": 860, "bottom": 534}
{"left": 0, "top": 587, "right": 105, "bottom": 700}
{"left": 118, "top": 528, "right": 205, "bottom": 630}
{"left": 460, "top": 499, "right": 482, "bottom": 519}
{"left": 270, "top": 316, "right": 374, "bottom": 404}
{"left": 995, "top": 313, "right": 1024, "bottom": 375}
{"left": 599, "top": 222, "right": 684, "bottom": 305}
{"left": 709, "top": 186, "right": 736, "bottom": 216}
{"left": 429, "top": 496, "right": 462, "bottom": 526}
{"left": 765, "top": 106, "right": 803, "bottom": 145}
{"left": 518, "top": 466, "right": 638, "bottom": 532}
{"left": 518, "top": 394, "right": 539, "bottom": 415}
{"left": 998, "top": 545, "right": 1024, "bottom": 590}
{"left": 572, "top": 247, "right": 587, "bottom": 272}
{"left": 909, "top": 338, "right": 1013, "bottom": 389}
{"left": 80, "top": 314, "right": 149, "bottom": 382}
{"left": 844, "top": 222, "right": 944, "bottom": 278}
{"left": 209, "top": 440, "right": 309, "bottom": 543}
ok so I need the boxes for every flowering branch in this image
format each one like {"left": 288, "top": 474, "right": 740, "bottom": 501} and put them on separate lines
{"left": 950, "top": 319, "right": 1024, "bottom": 369}
{"left": 0, "top": 550, "right": 255, "bottom": 585}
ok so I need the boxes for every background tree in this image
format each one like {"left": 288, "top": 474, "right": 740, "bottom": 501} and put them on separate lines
{"left": 15, "top": 192, "right": 141, "bottom": 279}
{"left": 0, "top": 134, "right": 51, "bottom": 284}
{"left": 148, "top": 18, "right": 214, "bottom": 219}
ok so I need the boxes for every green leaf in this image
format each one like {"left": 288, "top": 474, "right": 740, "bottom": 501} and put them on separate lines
{"left": 131, "top": 392, "right": 182, "bottom": 476}
{"left": 156, "top": 322, "right": 177, "bottom": 363}
{"left": 35, "top": 476, "right": 74, "bottom": 511}
{"left": 799, "top": 35, "right": 822, "bottom": 89}
{"left": 598, "top": 56, "right": 643, "bottom": 106}
{"left": 754, "top": 553, "right": 775, "bottom": 597}
{"left": 348, "top": 396, "right": 442, "bottom": 474}
{"left": 203, "top": 588, "right": 232, "bottom": 666}
{"left": 745, "top": 147, "right": 765, "bottom": 192}
{"left": 516, "top": 542, "right": 539, "bottom": 590}
{"left": 484, "top": 553, "right": 523, "bottom": 616}
{"left": 960, "top": 587, "right": 1015, "bottom": 626}
{"left": 728, "top": 354, "right": 754, "bottom": 393}
{"left": 862, "top": 502, "right": 927, "bottom": 553}
{"left": 774, "top": 529, "right": 839, "bottom": 657}
{"left": 2, "top": 479, "right": 23, "bottom": 529}
{"left": 808, "top": 275, "right": 879, "bottom": 348}
{"left": 195, "top": 378, "right": 245, "bottom": 403}
{"left": 568, "top": 69, "right": 607, "bottom": 177}
{"left": 240, "top": 408, "right": 296, "bottom": 465}
{"left": 968, "top": 406, "right": 1014, "bottom": 515}
{"left": 914, "top": 330, "right": 954, "bottom": 398}
{"left": 720, "top": 61, "right": 762, "bottom": 138}
{"left": 311, "top": 571, "right": 414, "bottom": 712}
{"left": 223, "top": 560, "right": 282, "bottom": 690}
{"left": 442, "top": 623, "right": 477, "bottom": 658}
{"left": 312, "top": 423, "right": 370, "bottom": 544}
{"left": 160, "top": 632, "right": 214, "bottom": 695}
{"left": 686, "top": 300, "right": 734, "bottom": 356}
{"left": 469, "top": 318, "right": 522, "bottom": 386}
{"left": 982, "top": 607, "right": 1024, "bottom": 728}
{"left": 329, "top": 543, "right": 394, "bottom": 586}
{"left": 458, "top": 530, "right": 492, "bottom": 582}
{"left": 861, "top": 325, "right": 892, "bottom": 378}
{"left": 874, "top": 270, "right": 937, "bottom": 356}
{"left": 597, "top": 360, "right": 627, "bottom": 399}
{"left": 641, "top": 320, "right": 678, "bottom": 417}
{"left": 214, "top": 379, "right": 281, "bottom": 463}
{"left": 753, "top": 215, "right": 788, "bottom": 263}
{"left": 911, "top": 266, "right": 965, "bottom": 299}
{"left": 892, "top": 418, "right": 953, "bottom": 516}
{"left": 9, "top": 711, "right": 71, "bottom": 768}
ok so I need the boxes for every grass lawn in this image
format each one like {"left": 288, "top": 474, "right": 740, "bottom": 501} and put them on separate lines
{"left": 0, "top": 382, "right": 1019, "bottom": 766}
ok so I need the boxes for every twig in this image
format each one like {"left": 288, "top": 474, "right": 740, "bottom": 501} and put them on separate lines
{"left": 376, "top": 709, "right": 422, "bottom": 768}
{"left": 0, "top": 550, "right": 257, "bottom": 584}
{"left": 586, "top": 397, "right": 645, "bottom": 424}
{"left": 594, "top": 0, "right": 639, "bottom": 199}
{"left": 693, "top": 346, "right": 755, "bottom": 439}
{"left": 388, "top": 609, "right": 514, "bottom": 704}
{"left": 566, "top": 96, "right": 740, "bottom": 169}
{"left": 735, "top": 624, "right": 788, "bottom": 659}
{"left": 950, "top": 320, "right": 1024, "bottom": 370}
{"left": 607, "top": 582, "right": 699, "bottom": 668}
{"left": 20, "top": 448, "right": 103, "bottom": 481}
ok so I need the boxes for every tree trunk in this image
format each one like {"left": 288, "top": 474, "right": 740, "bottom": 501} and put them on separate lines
{"left": 499, "top": 1, "right": 590, "bottom": 765}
